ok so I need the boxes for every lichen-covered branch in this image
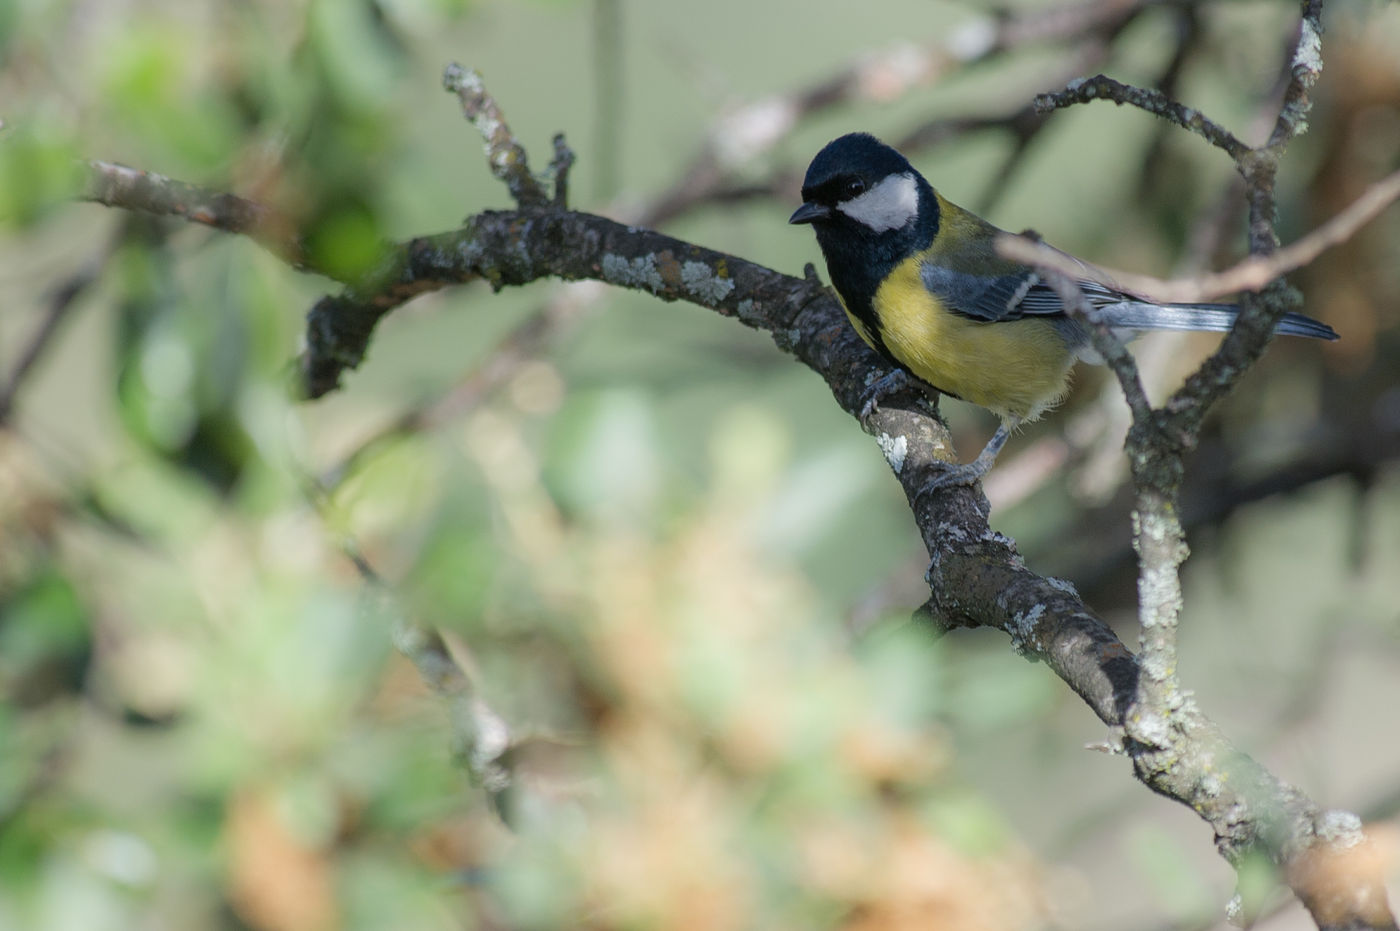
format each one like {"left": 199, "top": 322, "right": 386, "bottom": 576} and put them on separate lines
{"left": 1269, "top": 0, "right": 1326, "bottom": 149}
{"left": 298, "top": 207, "right": 823, "bottom": 399}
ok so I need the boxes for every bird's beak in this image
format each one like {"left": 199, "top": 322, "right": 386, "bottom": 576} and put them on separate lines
{"left": 788, "top": 202, "right": 830, "bottom": 225}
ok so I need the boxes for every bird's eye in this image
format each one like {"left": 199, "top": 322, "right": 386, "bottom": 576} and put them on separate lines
{"left": 843, "top": 178, "right": 866, "bottom": 199}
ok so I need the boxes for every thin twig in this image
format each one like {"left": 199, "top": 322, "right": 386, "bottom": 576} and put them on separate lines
{"left": 549, "top": 133, "right": 576, "bottom": 207}
{"left": 80, "top": 160, "right": 310, "bottom": 269}
{"left": 0, "top": 271, "right": 94, "bottom": 424}
{"left": 1157, "top": 4, "right": 1333, "bottom": 438}
{"left": 443, "top": 63, "right": 550, "bottom": 208}
{"left": 0, "top": 224, "right": 131, "bottom": 424}
{"left": 1267, "top": 0, "right": 1325, "bottom": 150}
{"left": 307, "top": 483, "right": 520, "bottom": 823}
{"left": 1181, "top": 166, "right": 1400, "bottom": 299}
{"left": 1032, "top": 259, "right": 1152, "bottom": 426}
{"left": 1034, "top": 73, "right": 1249, "bottom": 160}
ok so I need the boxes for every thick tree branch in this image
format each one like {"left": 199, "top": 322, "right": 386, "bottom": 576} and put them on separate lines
{"left": 297, "top": 208, "right": 829, "bottom": 399}
{"left": 248, "top": 2, "right": 1149, "bottom": 483}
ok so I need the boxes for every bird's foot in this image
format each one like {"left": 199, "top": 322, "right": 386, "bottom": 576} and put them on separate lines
{"left": 860, "top": 369, "right": 912, "bottom": 420}
{"left": 914, "top": 421, "right": 1016, "bottom": 501}
{"left": 917, "top": 460, "right": 993, "bottom": 495}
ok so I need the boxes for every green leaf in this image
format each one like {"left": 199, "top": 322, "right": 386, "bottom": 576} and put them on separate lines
{"left": 0, "top": 124, "right": 83, "bottom": 225}
{"left": 98, "top": 23, "right": 239, "bottom": 171}
{"left": 305, "top": 204, "right": 385, "bottom": 283}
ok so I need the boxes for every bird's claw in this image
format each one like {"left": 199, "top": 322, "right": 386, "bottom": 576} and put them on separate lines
{"left": 859, "top": 369, "right": 911, "bottom": 420}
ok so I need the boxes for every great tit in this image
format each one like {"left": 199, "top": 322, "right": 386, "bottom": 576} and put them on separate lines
{"left": 789, "top": 132, "right": 1338, "bottom": 490}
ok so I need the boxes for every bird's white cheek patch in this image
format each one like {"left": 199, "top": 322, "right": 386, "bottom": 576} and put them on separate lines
{"left": 837, "top": 172, "right": 918, "bottom": 233}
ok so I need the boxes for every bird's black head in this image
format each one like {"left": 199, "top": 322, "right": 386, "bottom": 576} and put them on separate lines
{"left": 789, "top": 133, "right": 939, "bottom": 317}
{"left": 789, "top": 133, "right": 935, "bottom": 241}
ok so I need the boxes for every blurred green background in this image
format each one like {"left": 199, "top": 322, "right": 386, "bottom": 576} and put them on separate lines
{"left": 2, "top": 1, "right": 1399, "bottom": 929}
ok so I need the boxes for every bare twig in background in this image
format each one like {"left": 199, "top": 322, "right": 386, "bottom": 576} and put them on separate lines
{"left": 1134, "top": 4, "right": 1204, "bottom": 192}
{"left": 0, "top": 230, "right": 118, "bottom": 424}
{"left": 311, "top": 488, "right": 521, "bottom": 823}
{"left": 997, "top": 167, "right": 1400, "bottom": 304}
{"left": 80, "top": 160, "right": 309, "bottom": 269}
{"left": 0, "top": 275, "right": 93, "bottom": 423}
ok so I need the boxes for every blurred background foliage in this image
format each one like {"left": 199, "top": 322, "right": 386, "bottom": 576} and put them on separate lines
{"left": 1, "top": 0, "right": 1399, "bottom": 929}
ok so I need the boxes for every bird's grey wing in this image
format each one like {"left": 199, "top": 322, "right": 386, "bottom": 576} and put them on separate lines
{"left": 920, "top": 260, "right": 1128, "bottom": 322}
{"left": 922, "top": 257, "right": 1157, "bottom": 317}
{"left": 919, "top": 262, "right": 1049, "bottom": 322}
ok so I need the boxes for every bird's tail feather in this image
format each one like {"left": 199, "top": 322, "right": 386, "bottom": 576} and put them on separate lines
{"left": 1100, "top": 301, "right": 1338, "bottom": 341}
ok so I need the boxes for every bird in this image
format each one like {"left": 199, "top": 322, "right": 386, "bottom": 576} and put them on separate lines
{"left": 788, "top": 132, "right": 1338, "bottom": 491}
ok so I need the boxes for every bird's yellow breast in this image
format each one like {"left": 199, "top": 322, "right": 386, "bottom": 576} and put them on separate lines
{"left": 855, "top": 255, "right": 1077, "bottom": 423}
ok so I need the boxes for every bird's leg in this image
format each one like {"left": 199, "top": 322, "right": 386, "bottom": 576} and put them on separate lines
{"left": 917, "top": 419, "right": 1017, "bottom": 496}
{"left": 860, "top": 368, "right": 912, "bottom": 420}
